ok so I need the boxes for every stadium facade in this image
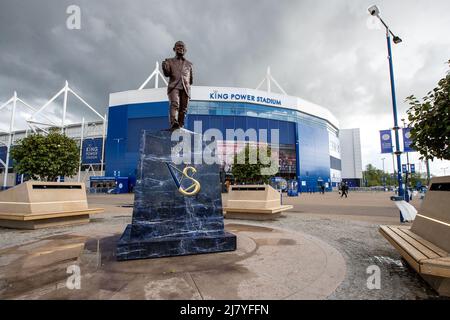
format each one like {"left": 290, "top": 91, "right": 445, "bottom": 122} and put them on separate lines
{"left": 105, "top": 86, "right": 342, "bottom": 193}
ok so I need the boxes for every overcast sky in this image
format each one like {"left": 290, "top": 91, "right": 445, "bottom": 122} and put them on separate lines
{"left": 1, "top": 0, "right": 449, "bottom": 176}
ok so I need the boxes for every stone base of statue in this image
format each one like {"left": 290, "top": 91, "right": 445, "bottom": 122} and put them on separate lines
{"left": 116, "top": 129, "right": 236, "bottom": 261}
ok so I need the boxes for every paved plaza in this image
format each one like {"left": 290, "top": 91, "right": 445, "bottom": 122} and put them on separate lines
{"left": 0, "top": 191, "right": 446, "bottom": 300}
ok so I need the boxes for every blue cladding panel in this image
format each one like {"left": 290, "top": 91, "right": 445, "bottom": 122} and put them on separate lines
{"left": 297, "top": 120, "right": 331, "bottom": 192}
{"left": 105, "top": 106, "right": 128, "bottom": 177}
{"left": 127, "top": 117, "right": 167, "bottom": 151}
{"left": 128, "top": 102, "right": 169, "bottom": 118}
{"left": 106, "top": 101, "right": 333, "bottom": 187}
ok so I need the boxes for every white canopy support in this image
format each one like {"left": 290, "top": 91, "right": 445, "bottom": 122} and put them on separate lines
{"left": 69, "top": 88, "right": 105, "bottom": 121}
{"left": 100, "top": 113, "right": 107, "bottom": 174}
{"left": 26, "top": 121, "right": 37, "bottom": 134}
{"left": 0, "top": 97, "right": 14, "bottom": 112}
{"left": 138, "top": 61, "right": 168, "bottom": 90}
{"left": 28, "top": 86, "right": 65, "bottom": 123}
{"left": 27, "top": 81, "right": 105, "bottom": 132}
{"left": 2, "top": 91, "right": 17, "bottom": 188}
{"left": 256, "top": 66, "right": 287, "bottom": 95}
{"left": 27, "top": 119, "right": 60, "bottom": 127}
{"left": 77, "top": 117, "right": 85, "bottom": 182}
{"left": 17, "top": 98, "right": 59, "bottom": 126}
{"left": 82, "top": 164, "right": 97, "bottom": 183}
{"left": 27, "top": 121, "right": 46, "bottom": 134}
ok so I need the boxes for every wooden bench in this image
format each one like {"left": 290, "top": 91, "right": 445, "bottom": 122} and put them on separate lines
{"left": 379, "top": 176, "right": 450, "bottom": 296}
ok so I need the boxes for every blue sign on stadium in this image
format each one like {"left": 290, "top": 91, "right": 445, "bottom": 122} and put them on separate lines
{"left": 82, "top": 138, "right": 103, "bottom": 164}
{"left": 0, "top": 146, "right": 6, "bottom": 164}
{"left": 0, "top": 146, "right": 12, "bottom": 168}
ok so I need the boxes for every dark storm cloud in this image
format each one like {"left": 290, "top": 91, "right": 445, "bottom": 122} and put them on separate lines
{"left": 1, "top": 0, "right": 449, "bottom": 172}
{"left": 1, "top": 0, "right": 449, "bottom": 115}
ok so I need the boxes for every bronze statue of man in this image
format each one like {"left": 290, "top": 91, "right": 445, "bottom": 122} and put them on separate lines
{"left": 162, "top": 41, "right": 193, "bottom": 129}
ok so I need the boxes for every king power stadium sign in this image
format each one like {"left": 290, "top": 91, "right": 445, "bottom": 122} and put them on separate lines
{"left": 209, "top": 90, "right": 282, "bottom": 106}
{"left": 82, "top": 138, "right": 103, "bottom": 164}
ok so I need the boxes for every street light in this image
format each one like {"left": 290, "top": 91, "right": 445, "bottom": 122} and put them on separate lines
{"left": 368, "top": 5, "right": 405, "bottom": 222}
{"left": 381, "top": 157, "right": 386, "bottom": 189}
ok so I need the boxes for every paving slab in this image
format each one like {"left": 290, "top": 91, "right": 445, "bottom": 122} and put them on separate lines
{"left": 0, "top": 223, "right": 346, "bottom": 300}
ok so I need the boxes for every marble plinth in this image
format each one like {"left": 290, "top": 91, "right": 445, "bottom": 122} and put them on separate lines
{"left": 116, "top": 129, "right": 236, "bottom": 261}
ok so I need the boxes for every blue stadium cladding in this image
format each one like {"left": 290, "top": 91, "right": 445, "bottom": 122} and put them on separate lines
{"left": 105, "top": 100, "right": 336, "bottom": 193}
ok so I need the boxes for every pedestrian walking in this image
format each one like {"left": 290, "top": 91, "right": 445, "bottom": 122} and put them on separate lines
{"left": 340, "top": 182, "right": 348, "bottom": 198}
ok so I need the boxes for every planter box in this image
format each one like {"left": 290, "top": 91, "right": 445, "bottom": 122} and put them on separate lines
{"left": 223, "top": 185, "right": 293, "bottom": 220}
{"left": 0, "top": 181, "right": 103, "bottom": 229}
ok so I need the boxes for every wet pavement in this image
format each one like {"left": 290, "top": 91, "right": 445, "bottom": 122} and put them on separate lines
{"left": 0, "top": 192, "right": 448, "bottom": 300}
{"left": 0, "top": 223, "right": 345, "bottom": 300}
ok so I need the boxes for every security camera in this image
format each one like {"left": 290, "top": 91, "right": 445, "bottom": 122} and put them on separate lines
{"left": 368, "top": 5, "right": 380, "bottom": 16}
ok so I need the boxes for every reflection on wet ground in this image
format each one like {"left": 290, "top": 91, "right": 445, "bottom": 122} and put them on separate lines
{"left": 0, "top": 223, "right": 346, "bottom": 300}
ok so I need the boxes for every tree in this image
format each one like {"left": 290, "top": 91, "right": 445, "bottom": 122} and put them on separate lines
{"left": 363, "top": 163, "right": 427, "bottom": 189}
{"left": 363, "top": 164, "right": 384, "bottom": 186}
{"left": 11, "top": 129, "right": 80, "bottom": 181}
{"left": 405, "top": 60, "right": 450, "bottom": 160}
{"left": 409, "top": 172, "right": 427, "bottom": 189}
{"left": 231, "top": 145, "right": 277, "bottom": 184}
{"left": 363, "top": 163, "right": 396, "bottom": 187}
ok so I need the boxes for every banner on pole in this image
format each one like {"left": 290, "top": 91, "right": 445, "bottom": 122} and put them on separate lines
{"left": 403, "top": 128, "right": 415, "bottom": 153}
{"left": 402, "top": 164, "right": 407, "bottom": 173}
{"left": 380, "top": 130, "right": 393, "bottom": 154}
{"left": 410, "top": 164, "right": 416, "bottom": 174}
{"left": 82, "top": 138, "right": 103, "bottom": 164}
{"left": 0, "top": 146, "right": 13, "bottom": 168}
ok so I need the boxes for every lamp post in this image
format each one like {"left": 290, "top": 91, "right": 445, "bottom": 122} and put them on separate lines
{"left": 401, "top": 118, "right": 411, "bottom": 202}
{"left": 391, "top": 152, "right": 397, "bottom": 189}
{"left": 381, "top": 157, "right": 386, "bottom": 189}
{"left": 368, "top": 5, "right": 405, "bottom": 222}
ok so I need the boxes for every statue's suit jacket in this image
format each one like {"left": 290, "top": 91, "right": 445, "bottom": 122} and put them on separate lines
{"left": 162, "top": 57, "right": 193, "bottom": 98}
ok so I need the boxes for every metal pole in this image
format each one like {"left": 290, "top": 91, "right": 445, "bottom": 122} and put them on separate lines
{"left": 100, "top": 113, "right": 107, "bottom": 175}
{"left": 78, "top": 118, "right": 85, "bottom": 182}
{"left": 3, "top": 92, "right": 17, "bottom": 189}
{"left": 386, "top": 30, "right": 405, "bottom": 222}
{"left": 386, "top": 30, "right": 404, "bottom": 198}
{"left": 155, "top": 62, "right": 159, "bottom": 88}
{"left": 21, "top": 129, "right": 29, "bottom": 184}
{"left": 426, "top": 159, "right": 431, "bottom": 185}
{"left": 62, "top": 81, "right": 69, "bottom": 134}
{"left": 402, "top": 122, "right": 411, "bottom": 203}
{"left": 406, "top": 151, "right": 410, "bottom": 197}
{"left": 382, "top": 157, "right": 386, "bottom": 189}
{"left": 392, "top": 152, "right": 396, "bottom": 189}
